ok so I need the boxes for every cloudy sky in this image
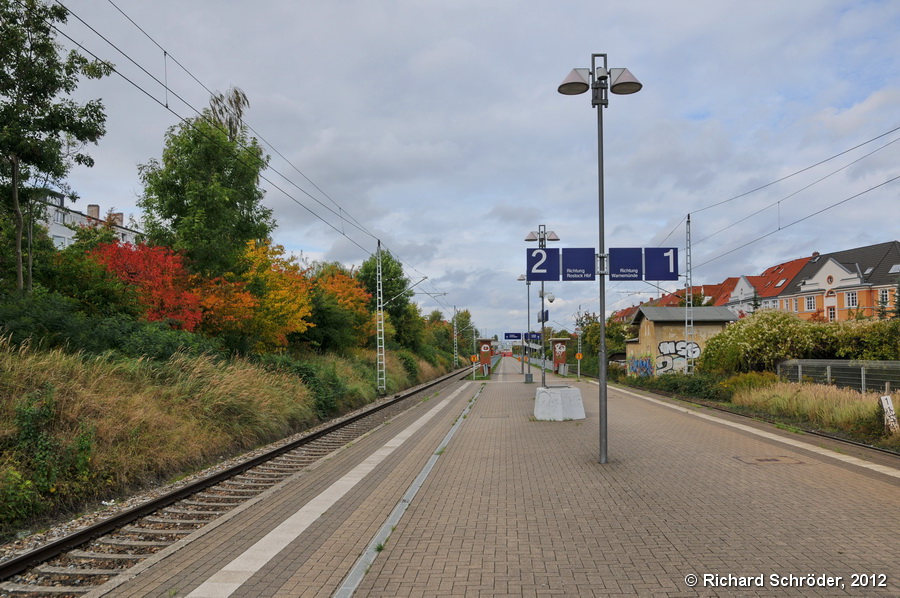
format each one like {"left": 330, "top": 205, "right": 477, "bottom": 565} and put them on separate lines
{"left": 56, "top": 0, "right": 900, "bottom": 340}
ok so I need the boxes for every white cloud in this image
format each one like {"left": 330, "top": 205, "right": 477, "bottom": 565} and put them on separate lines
{"left": 54, "top": 0, "right": 900, "bottom": 336}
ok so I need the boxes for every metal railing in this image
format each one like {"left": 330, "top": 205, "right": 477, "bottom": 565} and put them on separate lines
{"left": 777, "top": 359, "right": 900, "bottom": 394}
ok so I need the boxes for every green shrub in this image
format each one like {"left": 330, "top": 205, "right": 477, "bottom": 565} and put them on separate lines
{"left": 624, "top": 371, "right": 728, "bottom": 402}
{"left": 255, "top": 354, "right": 347, "bottom": 419}
{"left": 719, "top": 371, "right": 780, "bottom": 399}
{"left": 0, "top": 290, "right": 221, "bottom": 360}
{"left": 699, "top": 310, "right": 821, "bottom": 373}
{"left": 607, "top": 362, "right": 628, "bottom": 383}
{"left": 397, "top": 350, "right": 419, "bottom": 380}
{"left": 0, "top": 384, "right": 99, "bottom": 534}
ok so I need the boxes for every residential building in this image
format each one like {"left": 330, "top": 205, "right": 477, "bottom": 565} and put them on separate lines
{"left": 777, "top": 241, "right": 900, "bottom": 321}
{"left": 723, "top": 257, "right": 810, "bottom": 315}
{"left": 40, "top": 193, "right": 141, "bottom": 248}
{"left": 612, "top": 241, "right": 899, "bottom": 325}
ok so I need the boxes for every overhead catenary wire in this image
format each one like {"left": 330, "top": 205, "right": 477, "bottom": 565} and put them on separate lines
{"left": 691, "top": 124, "right": 900, "bottom": 214}
{"left": 43, "top": 0, "right": 453, "bottom": 309}
{"left": 694, "top": 174, "right": 900, "bottom": 270}
{"left": 695, "top": 134, "right": 900, "bottom": 246}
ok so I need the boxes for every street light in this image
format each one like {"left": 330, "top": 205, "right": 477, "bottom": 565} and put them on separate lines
{"left": 525, "top": 225, "right": 558, "bottom": 388}
{"left": 517, "top": 274, "right": 534, "bottom": 383}
{"left": 558, "top": 53, "right": 642, "bottom": 464}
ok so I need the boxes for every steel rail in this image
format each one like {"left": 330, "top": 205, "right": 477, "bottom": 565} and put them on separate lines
{"left": 575, "top": 372, "right": 900, "bottom": 458}
{"left": 0, "top": 367, "right": 471, "bottom": 582}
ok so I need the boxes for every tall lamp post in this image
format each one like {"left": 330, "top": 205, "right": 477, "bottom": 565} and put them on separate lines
{"left": 558, "top": 53, "right": 642, "bottom": 464}
{"left": 517, "top": 274, "right": 533, "bottom": 383}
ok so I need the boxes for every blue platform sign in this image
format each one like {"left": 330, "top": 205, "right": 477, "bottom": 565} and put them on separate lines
{"left": 504, "top": 332, "right": 522, "bottom": 340}
{"left": 608, "top": 247, "right": 643, "bottom": 280}
{"left": 525, "top": 248, "right": 559, "bottom": 281}
{"left": 562, "top": 248, "right": 596, "bottom": 281}
{"left": 527, "top": 332, "right": 542, "bottom": 341}
{"left": 645, "top": 247, "right": 679, "bottom": 281}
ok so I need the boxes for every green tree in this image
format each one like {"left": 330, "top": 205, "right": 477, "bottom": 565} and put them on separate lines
{"left": 424, "top": 310, "right": 452, "bottom": 353}
{"left": 393, "top": 301, "right": 426, "bottom": 352}
{"left": 356, "top": 249, "right": 413, "bottom": 318}
{"left": 0, "top": 0, "right": 112, "bottom": 292}
{"left": 450, "top": 309, "right": 478, "bottom": 358}
{"left": 356, "top": 248, "right": 425, "bottom": 350}
{"left": 137, "top": 92, "right": 273, "bottom": 279}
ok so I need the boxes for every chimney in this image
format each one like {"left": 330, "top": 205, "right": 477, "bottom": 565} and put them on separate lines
{"left": 87, "top": 204, "right": 100, "bottom": 219}
{"left": 109, "top": 212, "right": 124, "bottom": 227}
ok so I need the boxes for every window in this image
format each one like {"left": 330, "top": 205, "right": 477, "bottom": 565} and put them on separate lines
{"left": 828, "top": 307, "right": 836, "bottom": 322}
{"left": 52, "top": 235, "right": 67, "bottom": 249}
{"left": 793, "top": 298, "right": 799, "bottom": 312}
{"left": 805, "top": 296, "right": 816, "bottom": 311}
{"left": 880, "top": 289, "right": 891, "bottom": 305}
{"left": 53, "top": 211, "right": 65, "bottom": 225}
{"left": 845, "top": 291, "right": 858, "bottom": 308}
{"left": 890, "top": 264, "right": 900, "bottom": 275}
{"left": 775, "top": 279, "right": 786, "bottom": 288}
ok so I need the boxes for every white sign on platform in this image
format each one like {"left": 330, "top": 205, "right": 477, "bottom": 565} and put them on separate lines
{"left": 881, "top": 395, "right": 899, "bottom": 435}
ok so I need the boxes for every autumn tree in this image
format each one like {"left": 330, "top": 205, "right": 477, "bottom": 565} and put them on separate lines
{"left": 89, "top": 241, "right": 202, "bottom": 331}
{"left": 239, "top": 240, "right": 313, "bottom": 352}
{"left": 193, "top": 275, "right": 257, "bottom": 343}
{"left": 138, "top": 90, "right": 273, "bottom": 279}
{"left": 0, "top": 0, "right": 112, "bottom": 292}
{"left": 451, "top": 309, "right": 478, "bottom": 357}
{"left": 294, "top": 262, "right": 371, "bottom": 352}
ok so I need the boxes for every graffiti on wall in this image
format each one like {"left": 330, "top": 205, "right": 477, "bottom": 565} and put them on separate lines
{"left": 655, "top": 340, "right": 701, "bottom": 374}
{"left": 628, "top": 353, "right": 655, "bottom": 377}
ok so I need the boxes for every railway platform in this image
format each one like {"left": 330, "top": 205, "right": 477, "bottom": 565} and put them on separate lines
{"left": 90, "top": 357, "right": 900, "bottom": 597}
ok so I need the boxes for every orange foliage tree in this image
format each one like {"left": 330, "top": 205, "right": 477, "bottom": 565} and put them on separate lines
{"left": 297, "top": 262, "right": 372, "bottom": 351}
{"left": 239, "top": 240, "right": 314, "bottom": 351}
{"left": 89, "top": 241, "right": 202, "bottom": 330}
{"left": 192, "top": 275, "right": 258, "bottom": 340}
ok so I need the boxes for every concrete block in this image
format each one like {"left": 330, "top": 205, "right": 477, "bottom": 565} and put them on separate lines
{"left": 534, "top": 385, "right": 585, "bottom": 421}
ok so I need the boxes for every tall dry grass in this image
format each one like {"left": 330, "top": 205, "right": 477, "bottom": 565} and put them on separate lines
{"left": 0, "top": 337, "right": 319, "bottom": 490}
{"left": 0, "top": 335, "right": 454, "bottom": 538}
{"left": 731, "top": 382, "right": 883, "bottom": 435}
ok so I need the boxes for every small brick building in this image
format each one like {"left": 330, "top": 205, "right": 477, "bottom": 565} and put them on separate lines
{"left": 625, "top": 306, "right": 737, "bottom": 376}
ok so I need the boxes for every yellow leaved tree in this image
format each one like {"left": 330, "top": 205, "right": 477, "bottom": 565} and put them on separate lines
{"left": 240, "top": 240, "right": 314, "bottom": 352}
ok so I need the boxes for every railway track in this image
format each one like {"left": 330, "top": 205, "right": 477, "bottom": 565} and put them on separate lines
{"left": 0, "top": 369, "right": 469, "bottom": 598}
{"left": 597, "top": 374, "right": 900, "bottom": 459}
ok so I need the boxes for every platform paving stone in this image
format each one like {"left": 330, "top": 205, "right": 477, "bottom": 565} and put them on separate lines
{"left": 91, "top": 357, "right": 900, "bottom": 597}
{"left": 355, "top": 358, "right": 900, "bottom": 597}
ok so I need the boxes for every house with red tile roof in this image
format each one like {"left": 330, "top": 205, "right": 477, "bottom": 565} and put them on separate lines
{"left": 610, "top": 242, "right": 900, "bottom": 323}
{"left": 722, "top": 257, "right": 811, "bottom": 316}
{"left": 776, "top": 241, "right": 900, "bottom": 321}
